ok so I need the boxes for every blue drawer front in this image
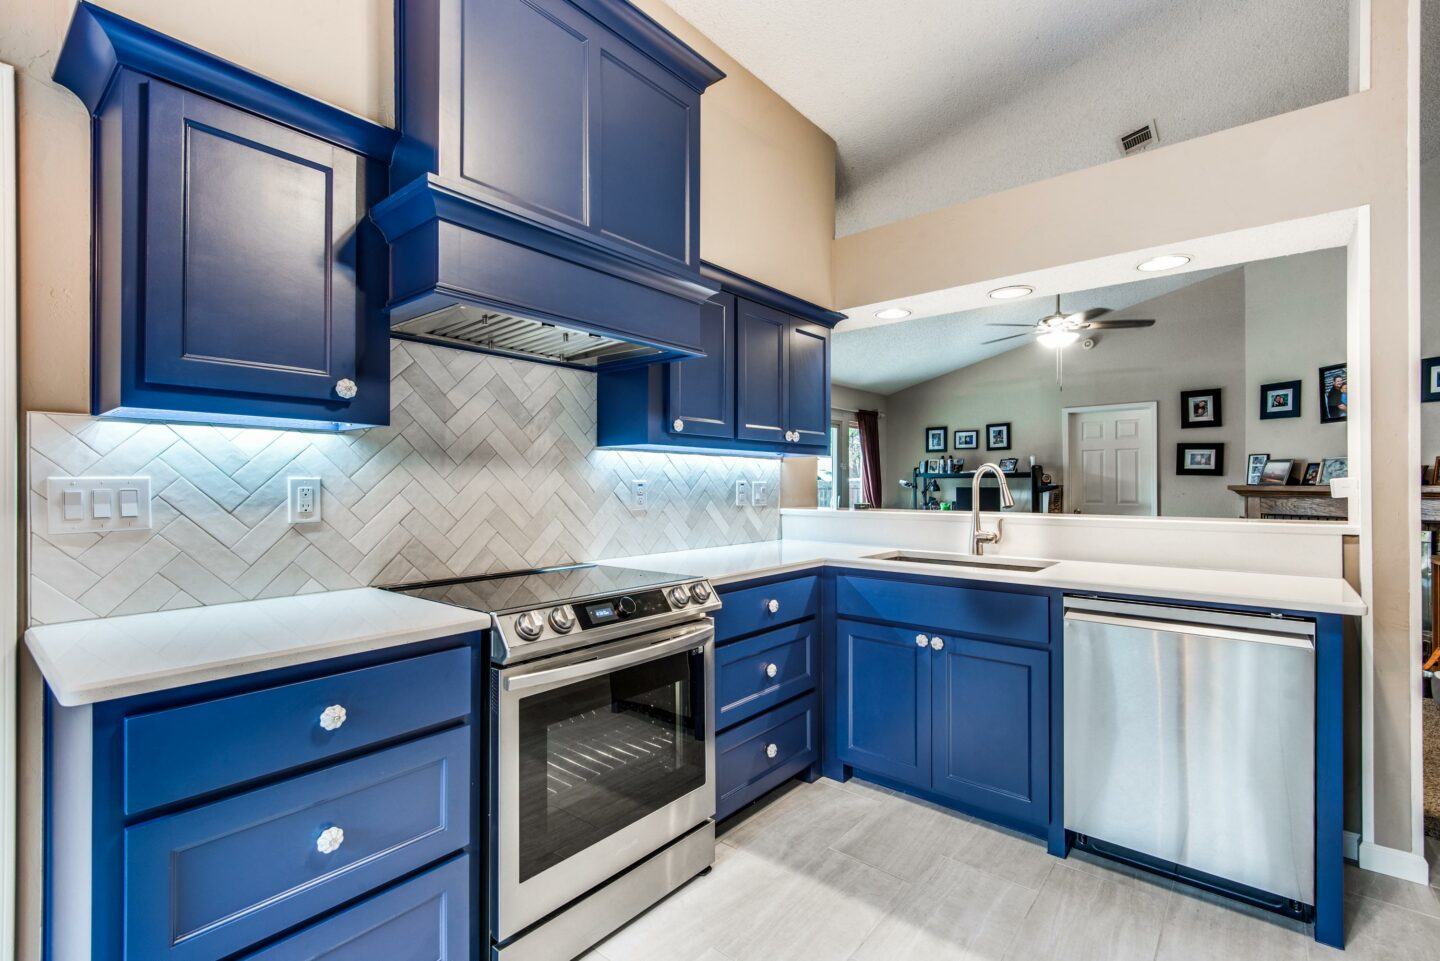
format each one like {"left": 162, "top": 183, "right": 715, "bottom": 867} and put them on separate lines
{"left": 124, "top": 646, "right": 471, "bottom": 815}
{"left": 240, "top": 856, "right": 469, "bottom": 961}
{"left": 835, "top": 574, "right": 1049, "bottom": 645}
{"left": 716, "top": 620, "right": 817, "bottom": 731}
{"left": 125, "top": 726, "right": 470, "bottom": 961}
{"left": 716, "top": 693, "right": 817, "bottom": 820}
{"left": 715, "top": 575, "right": 819, "bottom": 642}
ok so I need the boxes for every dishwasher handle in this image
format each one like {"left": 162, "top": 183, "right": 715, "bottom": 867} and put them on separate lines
{"left": 1063, "top": 610, "right": 1315, "bottom": 652}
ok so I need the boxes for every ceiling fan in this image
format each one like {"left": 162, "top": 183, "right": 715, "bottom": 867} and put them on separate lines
{"left": 983, "top": 294, "right": 1155, "bottom": 349}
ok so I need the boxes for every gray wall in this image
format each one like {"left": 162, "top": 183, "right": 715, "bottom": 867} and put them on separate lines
{"left": 1424, "top": 156, "right": 1440, "bottom": 458}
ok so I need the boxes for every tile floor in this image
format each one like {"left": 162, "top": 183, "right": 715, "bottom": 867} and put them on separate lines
{"left": 585, "top": 778, "right": 1440, "bottom": 961}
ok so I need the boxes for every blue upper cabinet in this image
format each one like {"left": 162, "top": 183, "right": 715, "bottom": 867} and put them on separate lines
{"left": 597, "top": 263, "right": 844, "bottom": 456}
{"left": 54, "top": 3, "right": 397, "bottom": 430}
{"left": 376, "top": 0, "right": 723, "bottom": 366}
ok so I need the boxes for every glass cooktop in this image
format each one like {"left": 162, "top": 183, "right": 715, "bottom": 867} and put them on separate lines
{"left": 386, "top": 564, "right": 695, "bottom": 615}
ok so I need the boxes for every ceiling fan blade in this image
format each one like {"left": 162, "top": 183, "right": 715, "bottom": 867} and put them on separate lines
{"left": 1072, "top": 307, "right": 1112, "bottom": 321}
{"left": 985, "top": 323, "right": 1040, "bottom": 328}
{"left": 1084, "top": 318, "right": 1156, "bottom": 330}
{"left": 981, "top": 333, "right": 1034, "bottom": 345}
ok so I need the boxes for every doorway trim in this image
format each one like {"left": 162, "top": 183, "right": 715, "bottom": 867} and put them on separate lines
{"left": 0, "top": 61, "right": 17, "bottom": 961}
{"left": 1060, "top": 401, "right": 1160, "bottom": 516}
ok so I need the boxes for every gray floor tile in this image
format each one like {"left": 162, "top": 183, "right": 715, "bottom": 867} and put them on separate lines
{"left": 1308, "top": 895, "right": 1440, "bottom": 960}
{"left": 830, "top": 787, "right": 978, "bottom": 882}
{"left": 1345, "top": 863, "right": 1440, "bottom": 919}
{"left": 1157, "top": 885, "right": 1309, "bottom": 961}
{"left": 721, "top": 778, "right": 881, "bottom": 870}
{"left": 1062, "top": 846, "right": 1177, "bottom": 896}
{"left": 850, "top": 854, "right": 1038, "bottom": 961}
{"left": 948, "top": 819, "right": 1057, "bottom": 891}
{"left": 1004, "top": 860, "right": 1171, "bottom": 961}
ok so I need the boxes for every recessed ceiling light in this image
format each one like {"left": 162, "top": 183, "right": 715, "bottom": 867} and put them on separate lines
{"left": 875, "top": 307, "right": 911, "bottom": 320}
{"left": 988, "top": 285, "right": 1034, "bottom": 300}
{"left": 1137, "top": 254, "right": 1191, "bottom": 272}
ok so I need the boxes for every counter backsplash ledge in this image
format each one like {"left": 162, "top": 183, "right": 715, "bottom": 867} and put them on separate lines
{"left": 26, "top": 341, "right": 781, "bottom": 625}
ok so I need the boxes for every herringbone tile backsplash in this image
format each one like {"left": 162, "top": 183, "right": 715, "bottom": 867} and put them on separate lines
{"left": 27, "top": 341, "right": 781, "bottom": 625}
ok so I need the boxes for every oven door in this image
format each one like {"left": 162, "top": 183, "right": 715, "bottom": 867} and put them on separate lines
{"left": 492, "top": 618, "right": 715, "bottom": 942}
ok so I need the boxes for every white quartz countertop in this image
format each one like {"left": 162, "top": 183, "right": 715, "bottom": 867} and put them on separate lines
{"left": 608, "top": 539, "right": 1367, "bottom": 616}
{"left": 26, "top": 588, "right": 492, "bottom": 707}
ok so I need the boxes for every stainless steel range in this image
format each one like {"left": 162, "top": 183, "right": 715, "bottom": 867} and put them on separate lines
{"left": 389, "top": 564, "right": 720, "bottom": 961}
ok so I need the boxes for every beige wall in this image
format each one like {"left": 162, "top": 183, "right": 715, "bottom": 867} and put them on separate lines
{"left": 1423, "top": 156, "right": 1440, "bottom": 456}
{"left": 834, "top": 0, "right": 1422, "bottom": 863}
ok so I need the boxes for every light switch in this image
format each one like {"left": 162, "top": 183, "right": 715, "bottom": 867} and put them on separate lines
{"left": 47, "top": 476, "right": 151, "bottom": 534}
{"left": 92, "top": 489, "right": 113, "bottom": 519}
{"left": 61, "top": 489, "right": 84, "bottom": 521}
{"left": 118, "top": 488, "right": 141, "bottom": 519}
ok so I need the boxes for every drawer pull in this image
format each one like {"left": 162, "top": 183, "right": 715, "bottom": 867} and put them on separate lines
{"left": 316, "top": 825, "right": 345, "bottom": 855}
{"left": 766, "top": 599, "right": 780, "bottom": 614}
{"left": 765, "top": 743, "right": 779, "bottom": 759}
{"left": 764, "top": 662, "right": 778, "bottom": 679}
{"left": 930, "top": 636, "right": 945, "bottom": 651}
{"left": 319, "top": 704, "right": 348, "bottom": 732}
{"left": 916, "top": 634, "right": 929, "bottom": 647}
{"left": 335, "top": 378, "right": 358, "bottom": 400}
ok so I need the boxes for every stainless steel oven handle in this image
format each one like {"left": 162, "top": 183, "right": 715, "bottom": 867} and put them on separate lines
{"left": 502, "top": 622, "right": 712, "bottom": 693}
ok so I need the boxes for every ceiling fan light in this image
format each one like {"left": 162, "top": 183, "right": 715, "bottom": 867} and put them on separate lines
{"left": 1037, "top": 329, "right": 1080, "bottom": 349}
{"left": 1137, "top": 254, "right": 1191, "bottom": 272}
{"left": 989, "top": 285, "right": 1034, "bottom": 300}
{"left": 875, "top": 307, "right": 911, "bottom": 320}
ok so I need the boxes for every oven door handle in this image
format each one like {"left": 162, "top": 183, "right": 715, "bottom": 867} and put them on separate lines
{"left": 502, "top": 622, "right": 712, "bottom": 693}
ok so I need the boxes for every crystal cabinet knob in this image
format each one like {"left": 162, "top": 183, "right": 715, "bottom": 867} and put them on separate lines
{"left": 765, "top": 743, "right": 779, "bottom": 759}
{"left": 765, "top": 599, "right": 780, "bottom": 614}
{"left": 930, "top": 636, "right": 945, "bottom": 651}
{"left": 765, "top": 663, "right": 779, "bottom": 679}
{"left": 673, "top": 418, "right": 685, "bottom": 432}
{"left": 319, "top": 704, "right": 347, "bottom": 732}
{"left": 335, "top": 378, "right": 358, "bottom": 400}
{"left": 316, "top": 826, "right": 345, "bottom": 855}
{"left": 916, "top": 634, "right": 929, "bottom": 647}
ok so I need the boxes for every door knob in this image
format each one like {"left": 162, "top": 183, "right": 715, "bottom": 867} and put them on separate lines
{"left": 916, "top": 634, "right": 928, "bottom": 647}
{"left": 930, "top": 636, "right": 945, "bottom": 651}
{"left": 335, "top": 378, "right": 358, "bottom": 400}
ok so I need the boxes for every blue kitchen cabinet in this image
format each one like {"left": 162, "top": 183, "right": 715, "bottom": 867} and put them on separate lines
{"left": 735, "top": 298, "right": 789, "bottom": 444}
{"left": 668, "top": 292, "right": 737, "bottom": 439}
{"left": 54, "top": 3, "right": 396, "bottom": 429}
{"left": 786, "top": 319, "right": 832, "bottom": 447}
{"left": 834, "top": 618, "right": 933, "bottom": 789}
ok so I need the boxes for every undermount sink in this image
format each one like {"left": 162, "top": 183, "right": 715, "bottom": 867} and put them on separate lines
{"left": 864, "top": 550, "right": 1057, "bottom": 573}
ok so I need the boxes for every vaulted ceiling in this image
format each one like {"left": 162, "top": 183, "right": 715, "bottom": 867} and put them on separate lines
{"left": 662, "top": 0, "right": 1352, "bottom": 235}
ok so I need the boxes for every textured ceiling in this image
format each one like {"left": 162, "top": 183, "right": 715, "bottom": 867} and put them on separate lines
{"left": 662, "top": 0, "right": 1351, "bottom": 234}
{"left": 832, "top": 269, "right": 1228, "bottom": 395}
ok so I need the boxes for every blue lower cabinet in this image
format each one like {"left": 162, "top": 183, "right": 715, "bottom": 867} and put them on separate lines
{"left": 714, "top": 574, "right": 819, "bottom": 642}
{"left": 930, "top": 635, "right": 1049, "bottom": 826}
{"left": 124, "top": 726, "right": 470, "bottom": 961}
{"left": 834, "top": 619, "right": 932, "bottom": 789}
{"left": 240, "top": 855, "right": 470, "bottom": 960}
{"left": 716, "top": 693, "right": 818, "bottom": 820}
{"left": 716, "top": 620, "right": 817, "bottom": 730}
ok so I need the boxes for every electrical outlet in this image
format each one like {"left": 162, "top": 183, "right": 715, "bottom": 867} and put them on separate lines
{"left": 630, "top": 478, "right": 649, "bottom": 511}
{"left": 288, "top": 477, "right": 322, "bottom": 524}
{"left": 750, "top": 480, "right": 770, "bottom": 506}
{"left": 734, "top": 478, "right": 749, "bottom": 506}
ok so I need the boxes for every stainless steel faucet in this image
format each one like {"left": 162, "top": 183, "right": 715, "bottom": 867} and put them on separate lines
{"left": 970, "top": 462, "right": 1015, "bottom": 555}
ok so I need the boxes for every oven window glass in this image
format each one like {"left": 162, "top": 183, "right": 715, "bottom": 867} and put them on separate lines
{"left": 517, "top": 648, "right": 705, "bottom": 882}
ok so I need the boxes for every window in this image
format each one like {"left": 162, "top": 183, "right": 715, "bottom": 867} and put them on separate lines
{"left": 820, "top": 413, "right": 868, "bottom": 509}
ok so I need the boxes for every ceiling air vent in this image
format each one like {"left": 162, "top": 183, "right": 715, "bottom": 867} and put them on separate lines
{"left": 1119, "top": 121, "right": 1160, "bottom": 156}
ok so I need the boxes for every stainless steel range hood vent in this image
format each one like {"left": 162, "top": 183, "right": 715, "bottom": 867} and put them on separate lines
{"left": 391, "top": 304, "right": 665, "bottom": 369}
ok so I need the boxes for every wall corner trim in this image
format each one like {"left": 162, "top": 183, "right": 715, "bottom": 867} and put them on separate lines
{"left": 1356, "top": 839, "right": 1429, "bottom": 884}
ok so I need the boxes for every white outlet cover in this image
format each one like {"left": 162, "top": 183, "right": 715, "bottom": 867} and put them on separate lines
{"left": 734, "top": 479, "right": 749, "bottom": 506}
{"left": 288, "top": 477, "right": 323, "bottom": 524}
{"left": 46, "top": 476, "right": 152, "bottom": 534}
{"left": 630, "top": 478, "right": 649, "bottom": 511}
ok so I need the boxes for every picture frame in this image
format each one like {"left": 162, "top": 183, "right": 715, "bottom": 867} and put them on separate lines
{"left": 1423, "top": 357, "right": 1440, "bottom": 403}
{"left": 1180, "top": 388, "right": 1222, "bottom": 429}
{"left": 924, "top": 458, "right": 943, "bottom": 474}
{"left": 1318, "top": 363, "right": 1347, "bottom": 423}
{"left": 986, "top": 422, "right": 1011, "bottom": 450}
{"left": 954, "top": 428, "right": 979, "bottom": 449}
{"left": 925, "top": 426, "right": 947, "bottom": 453}
{"left": 997, "top": 457, "right": 1019, "bottom": 473}
{"left": 1246, "top": 453, "right": 1269, "bottom": 486}
{"left": 1176, "top": 443, "right": 1224, "bottom": 476}
{"left": 1319, "top": 456, "right": 1348, "bottom": 484}
{"left": 1259, "top": 380, "right": 1301, "bottom": 420}
{"left": 1258, "top": 458, "right": 1295, "bottom": 486}
{"left": 1303, "top": 462, "right": 1321, "bottom": 485}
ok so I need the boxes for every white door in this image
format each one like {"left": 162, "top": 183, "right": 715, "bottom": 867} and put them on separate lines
{"left": 1063, "top": 403, "right": 1158, "bottom": 515}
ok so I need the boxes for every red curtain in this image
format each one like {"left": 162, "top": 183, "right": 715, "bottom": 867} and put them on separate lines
{"left": 856, "top": 409, "right": 881, "bottom": 507}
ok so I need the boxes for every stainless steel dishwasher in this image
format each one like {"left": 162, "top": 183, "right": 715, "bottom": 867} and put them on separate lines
{"left": 1063, "top": 596, "right": 1316, "bottom": 909}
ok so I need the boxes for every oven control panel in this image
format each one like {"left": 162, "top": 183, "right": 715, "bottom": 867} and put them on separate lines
{"left": 574, "top": 589, "right": 670, "bottom": 630}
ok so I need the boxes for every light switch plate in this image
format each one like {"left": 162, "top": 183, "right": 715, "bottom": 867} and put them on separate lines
{"left": 750, "top": 480, "right": 770, "bottom": 507}
{"left": 734, "top": 479, "right": 749, "bottom": 506}
{"left": 46, "top": 476, "right": 152, "bottom": 534}
{"left": 288, "top": 477, "right": 323, "bottom": 524}
{"left": 630, "top": 478, "right": 649, "bottom": 512}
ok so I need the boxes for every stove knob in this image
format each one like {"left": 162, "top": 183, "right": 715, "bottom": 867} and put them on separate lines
{"left": 514, "top": 610, "right": 545, "bottom": 641}
{"left": 617, "top": 596, "right": 638, "bottom": 616}
{"left": 548, "top": 606, "right": 576, "bottom": 633}
{"left": 689, "top": 582, "right": 712, "bottom": 603}
{"left": 667, "top": 586, "right": 690, "bottom": 608}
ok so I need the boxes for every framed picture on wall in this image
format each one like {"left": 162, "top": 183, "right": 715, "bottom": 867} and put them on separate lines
{"left": 1176, "top": 443, "right": 1224, "bottom": 476}
{"left": 1259, "top": 380, "right": 1301, "bottom": 419}
{"left": 954, "top": 429, "right": 979, "bottom": 449}
{"left": 1319, "top": 363, "right": 1347, "bottom": 423}
{"left": 1246, "top": 453, "right": 1269, "bottom": 485}
{"left": 925, "top": 426, "right": 947, "bottom": 452}
{"left": 1180, "top": 388, "right": 1222, "bottom": 428}
{"left": 1423, "top": 357, "right": 1440, "bottom": 403}
{"left": 986, "top": 422, "right": 1011, "bottom": 450}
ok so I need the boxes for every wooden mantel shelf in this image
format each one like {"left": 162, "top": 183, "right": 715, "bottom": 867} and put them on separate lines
{"left": 1228, "top": 484, "right": 1346, "bottom": 521}
{"left": 1227, "top": 485, "right": 1333, "bottom": 496}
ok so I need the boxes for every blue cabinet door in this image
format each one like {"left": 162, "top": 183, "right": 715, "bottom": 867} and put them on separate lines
{"left": 667, "top": 292, "right": 735, "bottom": 438}
{"left": 141, "top": 80, "right": 360, "bottom": 403}
{"left": 835, "top": 618, "right": 931, "bottom": 788}
{"left": 931, "top": 635, "right": 1049, "bottom": 826}
{"left": 786, "top": 319, "right": 830, "bottom": 447}
{"left": 736, "top": 298, "right": 788, "bottom": 444}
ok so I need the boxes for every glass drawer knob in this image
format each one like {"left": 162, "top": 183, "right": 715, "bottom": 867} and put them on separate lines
{"left": 316, "top": 826, "right": 345, "bottom": 854}
{"left": 335, "top": 378, "right": 358, "bottom": 400}
{"left": 765, "top": 743, "right": 779, "bottom": 759}
{"left": 319, "top": 704, "right": 347, "bottom": 731}
{"left": 765, "top": 663, "right": 778, "bottom": 679}
{"left": 766, "top": 599, "right": 780, "bottom": 614}
{"left": 930, "top": 636, "right": 945, "bottom": 651}
{"left": 673, "top": 418, "right": 685, "bottom": 432}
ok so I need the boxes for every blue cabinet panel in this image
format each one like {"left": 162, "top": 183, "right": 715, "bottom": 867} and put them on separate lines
{"left": 716, "top": 620, "right": 817, "bottom": 730}
{"left": 835, "top": 618, "right": 931, "bottom": 789}
{"left": 716, "top": 692, "right": 818, "bottom": 821}
{"left": 667, "top": 292, "right": 735, "bottom": 439}
{"left": 735, "top": 298, "right": 788, "bottom": 444}
{"left": 240, "top": 856, "right": 470, "bottom": 961}
{"left": 835, "top": 573, "right": 1050, "bottom": 646}
{"left": 931, "top": 635, "right": 1049, "bottom": 826}
{"left": 123, "top": 647, "right": 471, "bottom": 815}
{"left": 125, "top": 727, "right": 470, "bottom": 961}
{"left": 715, "top": 574, "right": 819, "bottom": 642}
{"left": 786, "top": 320, "right": 830, "bottom": 447}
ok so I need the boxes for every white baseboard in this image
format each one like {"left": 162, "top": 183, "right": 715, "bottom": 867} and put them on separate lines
{"left": 1344, "top": 830, "right": 1360, "bottom": 861}
{"left": 1357, "top": 839, "right": 1429, "bottom": 884}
